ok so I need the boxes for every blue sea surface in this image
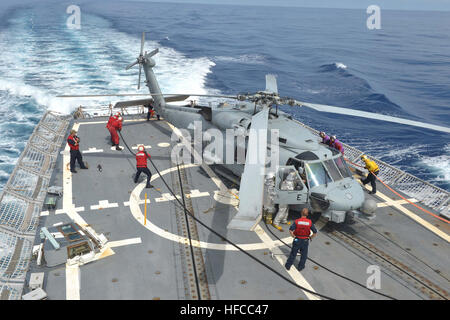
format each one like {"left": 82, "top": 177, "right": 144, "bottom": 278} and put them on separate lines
{"left": 0, "top": 0, "right": 449, "bottom": 192}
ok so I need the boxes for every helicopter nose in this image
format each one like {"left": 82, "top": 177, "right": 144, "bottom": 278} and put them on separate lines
{"left": 326, "top": 181, "right": 365, "bottom": 211}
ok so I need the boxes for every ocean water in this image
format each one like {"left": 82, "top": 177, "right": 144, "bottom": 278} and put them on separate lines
{"left": 0, "top": 0, "right": 449, "bottom": 193}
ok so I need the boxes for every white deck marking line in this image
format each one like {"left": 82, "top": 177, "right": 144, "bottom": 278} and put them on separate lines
{"left": 63, "top": 123, "right": 105, "bottom": 300}
{"left": 157, "top": 142, "right": 170, "bottom": 147}
{"left": 186, "top": 189, "right": 210, "bottom": 199}
{"left": 167, "top": 122, "right": 320, "bottom": 298}
{"left": 55, "top": 207, "right": 85, "bottom": 215}
{"left": 90, "top": 200, "right": 119, "bottom": 210}
{"left": 362, "top": 184, "right": 450, "bottom": 242}
{"left": 131, "top": 145, "right": 152, "bottom": 149}
{"left": 124, "top": 190, "right": 210, "bottom": 205}
{"left": 77, "top": 119, "right": 148, "bottom": 125}
{"left": 154, "top": 193, "right": 181, "bottom": 202}
{"left": 124, "top": 199, "right": 150, "bottom": 207}
{"left": 254, "top": 225, "right": 320, "bottom": 300}
{"left": 82, "top": 147, "right": 104, "bottom": 154}
{"left": 377, "top": 198, "right": 418, "bottom": 208}
{"left": 65, "top": 264, "right": 80, "bottom": 300}
{"left": 110, "top": 146, "right": 125, "bottom": 151}
{"left": 40, "top": 211, "right": 49, "bottom": 216}
{"left": 130, "top": 165, "right": 293, "bottom": 251}
{"left": 108, "top": 237, "right": 142, "bottom": 248}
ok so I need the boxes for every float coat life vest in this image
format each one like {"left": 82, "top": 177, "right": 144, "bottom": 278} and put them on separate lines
{"left": 106, "top": 115, "right": 117, "bottom": 129}
{"left": 136, "top": 151, "right": 150, "bottom": 168}
{"left": 293, "top": 217, "right": 312, "bottom": 239}
{"left": 67, "top": 135, "right": 79, "bottom": 151}
{"left": 363, "top": 158, "right": 379, "bottom": 173}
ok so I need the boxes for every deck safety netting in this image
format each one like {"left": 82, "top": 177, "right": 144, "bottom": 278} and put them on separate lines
{"left": 0, "top": 111, "right": 70, "bottom": 299}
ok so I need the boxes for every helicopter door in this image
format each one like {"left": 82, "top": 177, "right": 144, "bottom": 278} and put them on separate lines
{"left": 274, "top": 166, "right": 308, "bottom": 205}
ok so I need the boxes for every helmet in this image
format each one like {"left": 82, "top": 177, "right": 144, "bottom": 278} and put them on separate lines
{"left": 138, "top": 145, "right": 145, "bottom": 152}
{"left": 266, "top": 171, "right": 275, "bottom": 179}
{"left": 319, "top": 131, "right": 325, "bottom": 137}
{"left": 361, "top": 155, "right": 367, "bottom": 160}
{"left": 286, "top": 171, "right": 296, "bottom": 181}
{"left": 330, "top": 135, "right": 336, "bottom": 141}
{"left": 115, "top": 112, "right": 121, "bottom": 117}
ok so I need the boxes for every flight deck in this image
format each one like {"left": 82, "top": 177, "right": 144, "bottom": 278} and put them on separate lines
{"left": 1, "top": 112, "right": 447, "bottom": 300}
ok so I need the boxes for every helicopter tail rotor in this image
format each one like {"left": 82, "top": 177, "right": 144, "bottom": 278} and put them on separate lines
{"left": 126, "top": 32, "right": 157, "bottom": 91}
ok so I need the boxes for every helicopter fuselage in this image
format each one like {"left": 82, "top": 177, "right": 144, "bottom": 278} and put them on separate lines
{"left": 161, "top": 101, "right": 366, "bottom": 222}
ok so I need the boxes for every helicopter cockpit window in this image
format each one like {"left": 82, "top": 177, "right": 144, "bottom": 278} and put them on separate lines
{"left": 324, "top": 159, "right": 342, "bottom": 181}
{"left": 305, "top": 162, "right": 332, "bottom": 188}
{"left": 334, "top": 156, "right": 352, "bottom": 178}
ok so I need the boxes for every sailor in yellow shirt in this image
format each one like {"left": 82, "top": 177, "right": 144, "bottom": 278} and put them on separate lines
{"left": 360, "top": 155, "right": 380, "bottom": 194}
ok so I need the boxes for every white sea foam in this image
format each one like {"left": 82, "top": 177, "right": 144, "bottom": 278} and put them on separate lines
{"left": 419, "top": 144, "right": 450, "bottom": 183}
{"left": 335, "top": 62, "right": 347, "bottom": 69}
{"left": 0, "top": 11, "right": 217, "bottom": 115}
{"left": 0, "top": 10, "right": 219, "bottom": 189}
{"left": 213, "top": 54, "right": 266, "bottom": 65}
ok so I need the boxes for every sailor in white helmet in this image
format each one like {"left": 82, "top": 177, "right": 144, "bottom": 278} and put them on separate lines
{"left": 134, "top": 145, "right": 153, "bottom": 188}
{"left": 263, "top": 171, "right": 276, "bottom": 224}
{"left": 273, "top": 170, "right": 296, "bottom": 232}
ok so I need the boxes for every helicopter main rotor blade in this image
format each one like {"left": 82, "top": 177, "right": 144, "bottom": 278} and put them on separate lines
{"left": 56, "top": 93, "right": 238, "bottom": 99}
{"left": 138, "top": 64, "right": 142, "bottom": 90}
{"left": 297, "top": 101, "right": 450, "bottom": 134}
{"left": 140, "top": 32, "right": 145, "bottom": 57}
{"left": 113, "top": 95, "right": 191, "bottom": 108}
{"left": 228, "top": 107, "right": 269, "bottom": 231}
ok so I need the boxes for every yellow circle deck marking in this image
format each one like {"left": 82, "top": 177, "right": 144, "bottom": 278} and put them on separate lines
{"left": 129, "top": 164, "right": 290, "bottom": 251}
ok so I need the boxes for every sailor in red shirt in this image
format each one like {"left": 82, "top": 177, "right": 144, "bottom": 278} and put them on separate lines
{"left": 134, "top": 145, "right": 153, "bottom": 188}
{"left": 106, "top": 112, "right": 117, "bottom": 131}
{"left": 109, "top": 112, "right": 123, "bottom": 150}
{"left": 285, "top": 208, "right": 318, "bottom": 272}
{"left": 67, "top": 129, "right": 88, "bottom": 173}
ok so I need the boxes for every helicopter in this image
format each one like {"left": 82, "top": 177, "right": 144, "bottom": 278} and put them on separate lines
{"left": 58, "top": 32, "right": 450, "bottom": 231}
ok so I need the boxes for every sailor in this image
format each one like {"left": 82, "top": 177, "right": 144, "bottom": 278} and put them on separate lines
{"left": 146, "top": 102, "right": 160, "bottom": 121}
{"left": 329, "top": 135, "right": 344, "bottom": 155}
{"left": 360, "top": 155, "right": 379, "bottom": 194}
{"left": 146, "top": 103, "right": 155, "bottom": 121}
{"left": 285, "top": 208, "right": 318, "bottom": 272}
{"left": 263, "top": 172, "right": 276, "bottom": 225}
{"left": 67, "top": 130, "right": 88, "bottom": 173}
{"left": 106, "top": 111, "right": 117, "bottom": 131}
{"left": 273, "top": 171, "right": 297, "bottom": 232}
{"left": 107, "top": 112, "right": 120, "bottom": 148}
{"left": 110, "top": 112, "right": 123, "bottom": 151}
{"left": 134, "top": 145, "right": 153, "bottom": 188}
{"left": 319, "top": 131, "right": 330, "bottom": 145}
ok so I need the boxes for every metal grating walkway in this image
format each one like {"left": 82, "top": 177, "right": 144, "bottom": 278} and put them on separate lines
{"left": 0, "top": 111, "right": 70, "bottom": 300}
